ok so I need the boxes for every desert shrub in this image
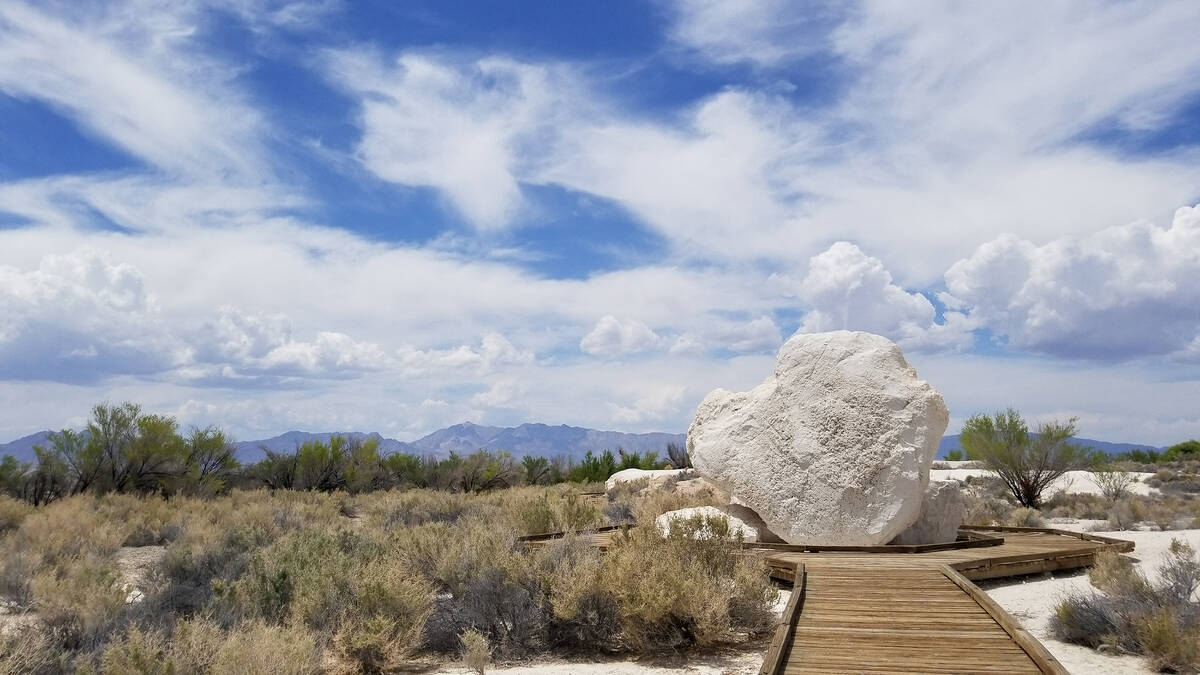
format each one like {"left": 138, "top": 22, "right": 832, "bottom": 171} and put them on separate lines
{"left": 597, "top": 516, "right": 775, "bottom": 650}
{"left": 1092, "top": 465, "right": 1139, "bottom": 501}
{"left": 0, "top": 494, "right": 32, "bottom": 534}
{"left": 210, "top": 621, "right": 322, "bottom": 675}
{"left": 1106, "top": 498, "right": 1149, "bottom": 531}
{"left": 1043, "top": 492, "right": 1109, "bottom": 521}
{"left": 543, "top": 536, "right": 622, "bottom": 650}
{"left": 945, "top": 449, "right": 964, "bottom": 462}
{"left": 1052, "top": 541, "right": 1200, "bottom": 671}
{"left": 964, "top": 493, "right": 1013, "bottom": 525}
{"left": 31, "top": 556, "right": 127, "bottom": 650}
{"left": 98, "top": 625, "right": 171, "bottom": 675}
{"left": 1005, "top": 506, "right": 1046, "bottom": 528}
{"left": 460, "top": 628, "right": 490, "bottom": 674}
{"left": 1147, "top": 463, "right": 1200, "bottom": 495}
{"left": 0, "top": 626, "right": 69, "bottom": 675}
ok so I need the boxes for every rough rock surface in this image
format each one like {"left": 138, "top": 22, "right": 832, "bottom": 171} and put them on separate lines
{"left": 655, "top": 505, "right": 783, "bottom": 543}
{"left": 890, "top": 480, "right": 967, "bottom": 545}
{"left": 688, "top": 330, "right": 949, "bottom": 546}
{"left": 604, "top": 468, "right": 694, "bottom": 492}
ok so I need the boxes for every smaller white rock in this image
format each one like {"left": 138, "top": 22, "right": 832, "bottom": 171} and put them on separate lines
{"left": 604, "top": 468, "right": 694, "bottom": 492}
{"left": 890, "top": 481, "right": 966, "bottom": 545}
{"left": 655, "top": 505, "right": 782, "bottom": 543}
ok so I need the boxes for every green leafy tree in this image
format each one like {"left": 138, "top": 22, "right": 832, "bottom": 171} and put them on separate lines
{"left": 88, "top": 401, "right": 142, "bottom": 492}
{"left": 345, "top": 437, "right": 383, "bottom": 493}
{"left": 1164, "top": 440, "right": 1200, "bottom": 462}
{"left": 521, "top": 455, "right": 550, "bottom": 485}
{"left": 178, "top": 426, "right": 239, "bottom": 495}
{"left": 960, "top": 408, "right": 1090, "bottom": 509}
{"left": 120, "top": 413, "right": 187, "bottom": 493}
{"left": 46, "top": 428, "right": 105, "bottom": 495}
{"left": 945, "top": 449, "right": 964, "bottom": 462}
{"left": 381, "top": 452, "right": 424, "bottom": 486}
{"left": 295, "top": 438, "right": 349, "bottom": 491}
{"left": 568, "top": 449, "right": 618, "bottom": 483}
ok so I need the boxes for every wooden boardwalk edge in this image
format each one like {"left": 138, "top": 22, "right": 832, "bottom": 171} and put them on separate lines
{"left": 759, "top": 563, "right": 806, "bottom": 675}
{"left": 941, "top": 563, "right": 1070, "bottom": 675}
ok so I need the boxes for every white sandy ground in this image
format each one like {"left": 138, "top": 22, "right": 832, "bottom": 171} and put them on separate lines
{"left": 931, "top": 467, "right": 1160, "bottom": 497}
{"left": 982, "top": 521, "right": 1200, "bottom": 675}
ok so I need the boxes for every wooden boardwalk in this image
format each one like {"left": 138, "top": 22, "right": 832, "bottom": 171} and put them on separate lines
{"left": 759, "top": 527, "right": 1134, "bottom": 675}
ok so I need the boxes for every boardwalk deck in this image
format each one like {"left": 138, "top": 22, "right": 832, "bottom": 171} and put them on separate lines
{"left": 761, "top": 527, "right": 1133, "bottom": 675}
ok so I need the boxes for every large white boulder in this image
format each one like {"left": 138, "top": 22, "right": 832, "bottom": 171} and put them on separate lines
{"left": 688, "top": 331, "right": 949, "bottom": 546}
{"left": 655, "top": 505, "right": 782, "bottom": 543}
{"left": 890, "top": 480, "right": 966, "bottom": 545}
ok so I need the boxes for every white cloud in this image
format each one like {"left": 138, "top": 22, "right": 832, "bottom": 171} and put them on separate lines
{"left": 396, "top": 332, "right": 535, "bottom": 374}
{"left": 942, "top": 204, "right": 1200, "bottom": 359}
{"left": 665, "top": 0, "right": 837, "bottom": 66}
{"left": 0, "top": 249, "right": 186, "bottom": 380}
{"left": 0, "top": 1, "right": 268, "bottom": 181}
{"left": 325, "top": 51, "right": 579, "bottom": 229}
{"left": 721, "top": 316, "right": 783, "bottom": 354}
{"left": 610, "top": 385, "right": 686, "bottom": 424}
{"left": 580, "top": 316, "right": 665, "bottom": 358}
{"left": 470, "top": 379, "right": 526, "bottom": 409}
{"left": 797, "top": 242, "right": 974, "bottom": 352}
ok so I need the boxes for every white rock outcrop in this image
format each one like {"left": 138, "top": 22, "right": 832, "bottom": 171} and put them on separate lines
{"left": 604, "top": 468, "right": 694, "bottom": 492}
{"left": 655, "top": 505, "right": 783, "bottom": 543}
{"left": 688, "top": 331, "right": 949, "bottom": 546}
{"left": 890, "top": 480, "right": 966, "bottom": 545}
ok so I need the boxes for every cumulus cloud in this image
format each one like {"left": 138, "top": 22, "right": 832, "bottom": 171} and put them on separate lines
{"left": 470, "top": 379, "right": 526, "bottom": 409}
{"left": 396, "top": 332, "right": 535, "bottom": 374}
{"left": 579, "top": 316, "right": 665, "bottom": 358}
{"left": 0, "top": 250, "right": 186, "bottom": 381}
{"left": 798, "top": 242, "right": 974, "bottom": 352}
{"left": 189, "top": 307, "right": 391, "bottom": 382}
{"left": 942, "top": 204, "right": 1200, "bottom": 360}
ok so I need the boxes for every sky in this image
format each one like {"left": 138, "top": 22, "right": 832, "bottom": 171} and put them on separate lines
{"left": 1, "top": 0, "right": 1199, "bottom": 445}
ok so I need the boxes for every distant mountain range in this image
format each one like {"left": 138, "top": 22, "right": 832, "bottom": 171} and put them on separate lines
{"left": 0, "top": 422, "right": 686, "bottom": 464}
{"left": 0, "top": 425, "right": 1164, "bottom": 465}
{"left": 937, "top": 435, "right": 1161, "bottom": 459}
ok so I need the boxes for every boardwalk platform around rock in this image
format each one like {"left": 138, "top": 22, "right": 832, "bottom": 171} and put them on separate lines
{"left": 520, "top": 524, "right": 1134, "bottom": 674}
{"left": 758, "top": 526, "right": 1134, "bottom": 675}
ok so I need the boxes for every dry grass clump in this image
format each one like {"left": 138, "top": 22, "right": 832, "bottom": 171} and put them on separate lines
{"left": 460, "top": 628, "right": 490, "bottom": 674}
{"left": 0, "top": 483, "right": 773, "bottom": 671}
{"left": 0, "top": 495, "right": 32, "bottom": 535}
{"left": 1005, "top": 507, "right": 1046, "bottom": 528}
{"left": 1052, "top": 540, "right": 1200, "bottom": 672}
{"left": 1147, "top": 462, "right": 1200, "bottom": 495}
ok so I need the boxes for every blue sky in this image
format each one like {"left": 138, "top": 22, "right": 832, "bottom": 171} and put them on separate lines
{"left": 1, "top": 0, "right": 1199, "bottom": 444}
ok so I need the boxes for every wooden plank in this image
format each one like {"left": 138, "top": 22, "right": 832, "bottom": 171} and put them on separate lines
{"left": 941, "top": 564, "right": 1070, "bottom": 675}
{"left": 760, "top": 563, "right": 805, "bottom": 675}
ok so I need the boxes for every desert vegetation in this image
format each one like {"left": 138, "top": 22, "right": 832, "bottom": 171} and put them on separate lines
{"left": 0, "top": 403, "right": 678, "bottom": 508}
{"left": 1052, "top": 541, "right": 1200, "bottom": 672}
{"left": 0, "top": 403, "right": 775, "bottom": 674}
